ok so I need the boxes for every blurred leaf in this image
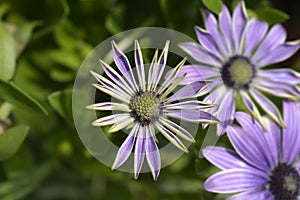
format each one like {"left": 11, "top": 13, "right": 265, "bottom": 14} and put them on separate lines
{"left": 105, "top": 5, "right": 124, "bottom": 35}
{"left": 0, "top": 21, "right": 16, "bottom": 81}
{"left": 0, "top": 102, "right": 12, "bottom": 120}
{"left": 0, "top": 163, "right": 51, "bottom": 200}
{"left": 0, "top": 125, "right": 29, "bottom": 161}
{"left": 0, "top": 3, "right": 10, "bottom": 19}
{"left": 159, "top": 176, "right": 203, "bottom": 194}
{"left": 202, "top": 0, "right": 222, "bottom": 14}
{"left": 48, "top": 89, "right": 73, "bottom": 120}
{"left": 0, "top": 80, "right": 48, "bottom": 115}
{"left": 256, "top": 8, "right": 289, "bottom": 25}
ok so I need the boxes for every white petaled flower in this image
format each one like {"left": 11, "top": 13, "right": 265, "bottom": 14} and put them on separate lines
{"left": 87, "top": 40, "right": 218, "bottom": 180}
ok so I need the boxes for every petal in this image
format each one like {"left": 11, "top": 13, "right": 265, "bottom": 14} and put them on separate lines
{"left": 204, "top": 168, "right": 267, "bottom": 193}
{"left": 112, "top": 124, "right": 139, "bottom": 169}
{"left": 145, "top": 125, "right": 161, "bottom": 180}
{"left": 166, "top": 110, "right": 219, "bottom": 124}
{"left": 155, "top": 122, "right": 188, "bottom": 153}
{"left": 235, "top": 112, "right": 279, "bottom": 168}
{"left": 227, "top": 125, "right": 269, "bottom": 171}
{"left": 249, "top": 88, "right": 284, "bottom": 127}
{"left": 165, "top": 100, "right": 214, "bottom": 110}
{"left": 134, "top": 40, "right": 146, "bottom": 90}
{"left": 134, "top": 126, "right": 146, "bottom": 179}
{"left": 227, "top": 189, "right": 270, "bottom": 200}
{"left": 99, "top": 59, "right": 134, "bottom": 95}
{"left": 176, "top": 64, "right": 220, "bottom": 84}
{"left": 257, "top": 69, "right": 300, "bottom": 84}
{"left": 251, "top": 24, "right": 287, "bottom": 63}
{"left": 204, "top": 10, "right": 228, "bottom": 54}
{"left": 232, "top": 1, "right": 247, "bottom": 53}
{"left": 108, "top": 117, "right": 135, "bottom": 133}
{"left": 214, "top": 89, "right": 235, "bottom": 135}
{"left": 202, "top": 146, "right": 249, "bottom": 170}
{"left": 93, "top": 84, "right": 130, "bottom": 104}
{"left": 219, "top": 3, "right": 234, "bottom": 55}
{"left": 254, "top": 77, "right": 300, "bottom": 100}
{"left": 86, "top": 102, "right": 129, "bottom": 112}
{"left": 151, "top": 41, "right": 169, "bottom": 91}
{"left": 147, "top": 49, "right": 158, "bottom": 91}
{"left": 179, "top": 42, "right": 221, "bottom": 66}
{"left": 243, "top": 18, "right": 268, "bottom": 56}
{"left": 158, "top": 58, "right": 185, "bottom": 94}
{"left": 166, "top": 81, "right": 208, "bottom": 102}
{"left": 158, "top": 117, "right": 195, "bottom": 142}
{"left": 92, "top": 113, "right": 130, "bottom": 126}
{"left": 90, "top": 70, "right": 131, "bottom": 98}
{"left": 255, "top": 41, "right": 300, "bottom": 68}
{"left": 282, "top": 100, "right": 300, "bottom": 164}
{"left": 111, "top": 41, "right": 138, "bottom": 91}
{"left": 195, "top": 26, "right": 223, "bottom": 59}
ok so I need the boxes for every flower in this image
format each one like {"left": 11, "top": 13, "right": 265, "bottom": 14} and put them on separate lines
{"left": 179, "top": 1, "right": 300, "bottom": 135}
{"left": 202, "top": 101, "right": 300, "bottom": 199}
{"left": 87, "top": 40, "right": 218, "bottom": 180}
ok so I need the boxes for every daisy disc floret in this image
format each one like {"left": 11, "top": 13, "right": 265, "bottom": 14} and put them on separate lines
{"left": 202, "top": 101, "right": 300, "bottom": 200}
{"left": 87, "top": 40, "right": 218, "bottom": 180}
{"left": 179, "top": 1, "right": 300, "bottom": 135}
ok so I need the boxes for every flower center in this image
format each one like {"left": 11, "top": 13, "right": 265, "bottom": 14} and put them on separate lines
{"left": 129, "top": 91, "right": 163, "bottom": 126}
{"left": 221, "top": 56, "right": 255, "bottom": 90}
{"left": 268, "top": 163, "right": 300, "bottom": 200}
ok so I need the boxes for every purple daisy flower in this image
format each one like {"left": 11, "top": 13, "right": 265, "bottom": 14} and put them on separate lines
{"left": 202, "top": 100, "right": 300, "bottom": 199}
{"left": 179, "top": 1, "right": 300, "bottom": 135}
{"left": 87, "top": 40, "right": 218, "bottom": 180}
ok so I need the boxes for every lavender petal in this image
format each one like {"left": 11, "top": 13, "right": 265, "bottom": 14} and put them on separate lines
{"left": 166, "top": 110, "right": 219, "bottom": 124}
{"left": 227, "top": 189, "right": 270, "bottom": 200}
{"left": 232, "top": 1, "right": 247, "bottom": 53}
{"left": 134, "top": 126, "right": 146, "bottom": 179}
{"left": 257, "top": 69, "right": 300, "bottom": 84}
{"left": 219, "top": 3, "right": 234, "bottom": 55}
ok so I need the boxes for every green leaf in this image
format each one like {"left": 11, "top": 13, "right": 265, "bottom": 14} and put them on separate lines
{"left": 202, "top": 0, "right": 222, "bottom": 14}
{"left": 0, "top": 21, "right": 16, "bottom": 81}
{"left": 48, "top": 89, "right": 73, "bottom": 120}
{"left": 0, "top": 125, "right": 29, "bottom": 161}
{"left": 256, "top": 8, "right": 289, "bottom": 25}
{"left": 0, "top": 80, "right": 48, "bottom": 115}
{"left": 0, "top": 163, "right": 51, "bottom": 200}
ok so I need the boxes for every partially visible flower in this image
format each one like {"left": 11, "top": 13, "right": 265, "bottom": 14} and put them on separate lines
{"left": 202, "top": 101, "right": 300, "bottom": 200}
{"left": 179, "top": 1, "right": 300, "bottom": 135}
{"left": 87, "top": 40, "right": 218, "bottom": 180}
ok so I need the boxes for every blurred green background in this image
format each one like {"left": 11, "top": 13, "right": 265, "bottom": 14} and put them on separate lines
{"left": 0, "top": 0, "right": 299, "bottom": 199}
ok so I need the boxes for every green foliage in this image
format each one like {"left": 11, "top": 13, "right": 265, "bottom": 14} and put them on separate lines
{"left": 256, "top": 8, "right": 289, "bottom": 25}
{"left": 202, "top": 0, "right": 222, "bottom": 14}
{"left": 0, "top": 125, "right": 29, "bottom": 161}
{"left": 48, "top": 89, "right": 73, "bottom": 121}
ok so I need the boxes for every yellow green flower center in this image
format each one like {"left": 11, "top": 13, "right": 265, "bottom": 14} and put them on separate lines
{"left": 221, "top": 56, "right": 255, "bottom": 90}
{"left": 130, "top": 91, "right": 163, "bottom": 126}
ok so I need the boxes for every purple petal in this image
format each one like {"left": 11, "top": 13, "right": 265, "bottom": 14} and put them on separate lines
{"left": 235, "top": 112, "right": 279, "bottom": 168}
{"left": 165, "top": 100, "right": 213, "bottom": 110}
{"left": 167, "top": 81, "right": 208, "bottom": 102}
{"left": 227, "top": 125, "right": 269, "bottom": 171}
{"left": 155, "top": 122, "right": 188, "bottom": 153}
{"left": 204, "top": 10, "right": 228, "bottom": 54}
{"left": 215, "top": 89, "right": 235, "bottom": 135}
{"left": 166, "top": 110, "right": 219, "bottom": 124}
{"left": 176, "top": 64, "right": 220, "bottom": 84}
{"left": 219, "top": 3, "right": 234, "bottom": 55}
{"left": 227, "top": 189, "right": 270, "bottom": 200}
{"left": 243, "top": 18, "right": 268, "bottom": 56}
{"left": 249, "top": 88, "right": 284, "bottom": 126}
{"left": 112, "top": 124, "right": 139, "bottom": 169}
{"left": 145, "top": 126, "right": 161, "bottom": 180}
{"left": 111, "top": 41, "right": 138, "bottom": 91}
{"left": 251, "top": 24, "right": 287, "bottom": 63}
{"left": 254, "top": 77, "right": 300, "bottom": 99}
{"left": 197, "top": 78, "right": 222, "bottom": 97}
{"left": 257, "top": 69, "right": 300, "bottom": 84}
{"left": 204, "top": 169, "right": 267, "bottom": 193}
{"left": 158, "top": 118, "right": 195, "bottom": 142}
{"left": 179, "top": 42, "right": 221, "bottom": 66}
{"left": 255, "top": 41, "right": 300, "bottom": 68}
{"left": 232, "top": 1, "right": 247, "bottom": 53}
{"left": 134, "top": 126, "right": 146, "bottom": 179}
{"left": 195, "top": 27, "right": 223, "bottom": 59}
{"left": 134, "top": 40, "right": 146, "bottom": 90}
{"left": 282, "top": 100, "right": 300, "bottom": 164}
{"left": 202, "top": 146, "right": 249, "bottom": 170}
